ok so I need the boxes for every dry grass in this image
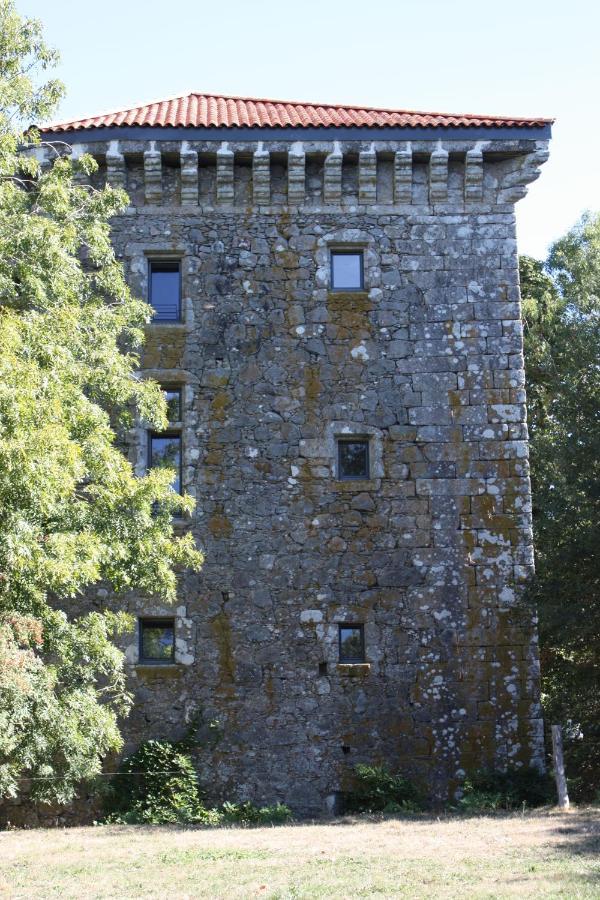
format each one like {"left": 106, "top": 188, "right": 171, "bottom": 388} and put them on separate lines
{"left": 1, "top": 808, "right": 599, "bottom": 899}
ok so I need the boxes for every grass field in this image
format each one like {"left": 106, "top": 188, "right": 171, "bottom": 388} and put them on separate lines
{"left": 1, "top": 808, "right": 599, "bottom": 899}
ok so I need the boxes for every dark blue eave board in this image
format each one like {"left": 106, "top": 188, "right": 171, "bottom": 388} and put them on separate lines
{"left": 39, "top": 123, "right": 552, "bottom": 144}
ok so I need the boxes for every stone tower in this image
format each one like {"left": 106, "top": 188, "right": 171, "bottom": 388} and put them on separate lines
{"left": 42, "top": 93, "right": 552, "bottom": 814}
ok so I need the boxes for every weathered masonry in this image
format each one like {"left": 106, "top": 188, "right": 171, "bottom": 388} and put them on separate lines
{"left": 42, "top": 93, "right": 552, "bottom": 814}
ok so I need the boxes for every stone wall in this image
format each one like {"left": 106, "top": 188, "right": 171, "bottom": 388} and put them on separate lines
{"left": 50, "top": 137, "right": 550, "bottom": 816}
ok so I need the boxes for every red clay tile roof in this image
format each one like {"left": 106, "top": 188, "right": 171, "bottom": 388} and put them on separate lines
{"left": 42, "top": 92, "right": 552, "bottom": 132}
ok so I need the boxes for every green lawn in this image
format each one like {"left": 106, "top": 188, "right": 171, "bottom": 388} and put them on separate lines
{"left": 1, "top": 808, "right": 599, "bottom": 899}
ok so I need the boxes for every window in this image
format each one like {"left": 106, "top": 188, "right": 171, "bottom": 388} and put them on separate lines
{"left": 139, "top": 618, "right": 175, "bottom": 663}
{"left": 330, "top": 250, "right": 364, "bottom": 290}
{"left": 149, "top": 261, "right": 181, "bottom": 322}
{"left": 149, "top": 432, "right": 182, "bottom": 494}
{"left": 339, "top": 625, "right": 365, "bottom": 663}
{"left": 338, "top": 439, "right": 370, "bottom": 480}
{"left": 163, "top": 387, "right": 182, "bottom": 424}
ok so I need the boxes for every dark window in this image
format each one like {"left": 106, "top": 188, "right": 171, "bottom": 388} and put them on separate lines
{"left": 149, "top": 261, "right": 181, "bottom": 322}
{"left": 338, "top": 439, "right": 370, "bottom": 480}
{"left": 149, "top": 432, "right": 182, "bottom": 494}
{"left": 330, "top": 250, "right": 364, "bottom": 290}
{"left": 163, "top": 387, "right": 182, "bottom": 424}
{"left": 339, "top": 624, "right": 365, "bottom": 663}
{"left": 139, "top": 618, "right": 175, "bottom": 663}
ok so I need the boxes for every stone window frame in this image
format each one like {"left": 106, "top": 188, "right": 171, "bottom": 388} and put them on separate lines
{"left": 330, "top": 248, "right": 365, "bottom": 291}
{"left": 138, "top": 616, "right": 176, "bottom": 665}
{"left": 337, "top": 437, "right": 370, "bottom": 481}
{"left": 148, "top": 258, "right": 182, "bottom": 323}
{"left": 134, "top": 248, "right": 192, "bottom": 328}
{"left": 124, "top": 603, "right": 194, "bottom": 669}
{"left": 132, "top": 377, "right": 194, "bottom": 522}
{"left": 316, "top": 228, "right": 379, "bottom": 294}
{"left": 148, "top": 429, "right": 183, "bottom": 496}
{"left": 338, "top": 623, "right": 366, "bottom": 663}
{"left": 326, "top": 422, "right": 384, "bottom": 484}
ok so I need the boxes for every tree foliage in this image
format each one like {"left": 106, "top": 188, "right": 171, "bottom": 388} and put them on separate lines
{"left": 0, "top": 0, "right": 202, "bottom": 803}
{"left": 521, "top": 212, "right": 600, "bottom": 800}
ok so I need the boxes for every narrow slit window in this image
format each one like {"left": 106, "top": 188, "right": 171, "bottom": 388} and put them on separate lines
{"left": 339, "top": 624, "right": 365, "bottom": 663}
{"left": 163, "top": 387, "right": 182, "bottom": 424}
{"left": 149, "top": 261, "right": 181, "bottom": 322}
{"left": 330, "top": 250, "right": 364, "bottom": 290}
{"left": 338, "top": 439, "right": 370, "bottom": 480}
{"left": 139, "top": 618, "right": 175, "bottom": 663}
{"left": 149, "top": 432, "right": 182, "bottom": 494}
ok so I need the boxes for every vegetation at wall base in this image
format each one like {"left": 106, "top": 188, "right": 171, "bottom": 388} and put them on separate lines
{"left": 103, "top": 740, "right": 292, "bottom": 826}
{"left": 344, "top": 764, "right": 424, "bottom": 813}
{"left": 456, "top": 767, "right": 555, "bottom": 813}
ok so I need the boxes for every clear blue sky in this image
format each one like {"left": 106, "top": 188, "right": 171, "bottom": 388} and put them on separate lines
{"left": 21, "top": 0, "right": 599, "bottom": 258}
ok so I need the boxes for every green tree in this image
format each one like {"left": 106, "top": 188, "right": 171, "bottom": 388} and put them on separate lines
{"left": 521, "top": 212, "right": 600, "bottom": 800}
{"left": 0, "top": 0, "right": 202, "bottom": 802}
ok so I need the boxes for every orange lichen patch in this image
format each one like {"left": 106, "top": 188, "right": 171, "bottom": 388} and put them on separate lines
{"left": 142, "top": 326, "right": 187, "bottom": 369}
{"left": 304, "top": 363, "right": 321, "bottom": 404}
{"left": 210, "top": 611, "right": 235, "bottom": 686}
{"left": 208, "top": 510, "right": 232, "bottom": 538}
{"left": 326, "top": 291, "right": 372, "bottom": 334}
{"left": 210, "top": 390, "right": 231, "bottom": 422}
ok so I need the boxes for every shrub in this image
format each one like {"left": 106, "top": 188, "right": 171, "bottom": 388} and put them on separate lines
{"left": 221, "top": 801, "right": 293, "bottom": 825}
{"left": 457, "top": 766, "right": 554, "bottom": 812}
{"left": 103, "top": 739, "right": 213, "bottom": 825}
{"left": 345, "top": 764, "right": 423, "bottom": 813}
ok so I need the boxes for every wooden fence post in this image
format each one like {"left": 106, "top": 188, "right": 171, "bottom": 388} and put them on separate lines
{"left": 551, "top": 724, "right": 570, "bottom": 809}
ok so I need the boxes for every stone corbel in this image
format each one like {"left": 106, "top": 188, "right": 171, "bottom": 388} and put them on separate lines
{"left": 464, "top": 144, "right": 484, "bottom": 202}
{"left": 429, "top": 144, "right": 449, "bottom": 203}
{"left": 324, "top": 143, "right": 342, "bottom": 203}
{"left": 105, "top": 140, "right": 126, "bottom": 190}
{"left": 497, "top": 143, "right": 550, "bottom": 204}
{"left": 180, "top": 143, "right": 199, "bottom": 205}
{"left": 287, "top": 142, "right": 305, "bottom": 205}
{"left": 216, "top": 142, "right": 234, "bottom": 203}
{"left": 253, "top": 143, "right": 270, "bottom": 204}
{"left": 394, "top": 143, "right": 412, "bottom": 203}
{"left": 144, "top": 143, "right": 162, "bottom": 204}
{"left": 358, "top": 146, "right": 377, "bottom": 204}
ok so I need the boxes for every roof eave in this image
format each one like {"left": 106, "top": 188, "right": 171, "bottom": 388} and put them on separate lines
{"left": 39, "top": 122, "right": 553, "bottom": 143}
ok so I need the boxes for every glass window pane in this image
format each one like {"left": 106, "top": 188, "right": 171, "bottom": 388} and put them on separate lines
{"left": 331, "top": 252, "right": 363, "bottom": 290}
{"left": 338, "top": 440, "right": 369, "bottom": 479}
{"left": 141, "top": 621, "right": 174, "bottom": 661}
{"left": 150, "top": 262, "right": 180, "bottom": 321}
{"left": 163, "top": 389, "right": 181, "bottom": 424}
{"left": 149, "top": 434, "right": 181, "bottom": 493}
{"left": 339, "top": 626, "right": 364, "bottom": 662}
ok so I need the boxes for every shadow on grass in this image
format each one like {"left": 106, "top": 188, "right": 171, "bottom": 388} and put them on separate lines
{"left": 551, "top": 808, "right": 600, "bottom": 859}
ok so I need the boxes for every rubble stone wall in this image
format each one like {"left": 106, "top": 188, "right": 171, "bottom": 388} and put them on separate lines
{"left": 36, "top": 138, "right": 551, "bottom": 818}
